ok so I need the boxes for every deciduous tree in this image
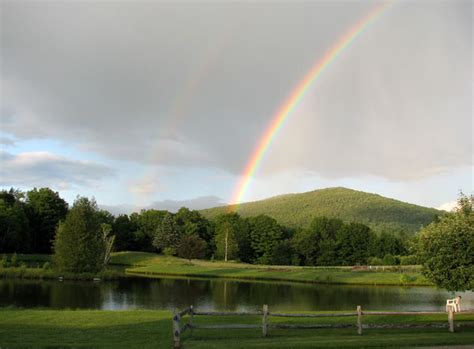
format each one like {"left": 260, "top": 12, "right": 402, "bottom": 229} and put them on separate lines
{"left": 418, "top": 193, "right": 474, "bottom": 291}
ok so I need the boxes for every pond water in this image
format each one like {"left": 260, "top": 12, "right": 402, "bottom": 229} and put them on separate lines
{"left": 1, "top": 277, "right": 472, "bottom": 312}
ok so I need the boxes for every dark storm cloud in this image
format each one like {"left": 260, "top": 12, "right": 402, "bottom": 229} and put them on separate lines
{"left": 1, "top": 0, "right": 471, "bottom": 181}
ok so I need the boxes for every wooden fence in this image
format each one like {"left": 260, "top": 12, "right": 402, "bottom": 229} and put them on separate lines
{"left": 172, "top": 304, "right": 473, "bottom": 348}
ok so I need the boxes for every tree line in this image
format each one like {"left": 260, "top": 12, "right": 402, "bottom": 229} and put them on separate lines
{"left": 0, "top": 187, "right": 410, "bottom": 267}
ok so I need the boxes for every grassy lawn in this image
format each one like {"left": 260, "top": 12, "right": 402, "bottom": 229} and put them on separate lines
{"left": 110, "top": 251, "right": 430, "bottom": 286}
{"left": 2, "top": 251, "right": 429, "bottom": 286}
{"left": 0, "top": 309, "right": 473, "bottom": 348}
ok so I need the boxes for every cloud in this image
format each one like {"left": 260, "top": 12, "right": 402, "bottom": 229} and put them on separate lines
{"left": 438, "top": 201, "right": 458, "bottom": 212}
{"left": 0, "top": 151, "right": 115, "bottom": 190}
{"left": 1, "top": 0, "right": 471, "bottom": 182}
{"left": 100, "top": 195, "right": 224, "bottom": 215}
{"left": 148, "top": 195, "right": 224, "bottom": 212}
{"left": 0, "top": 137, "right": 15, "bottom": 146}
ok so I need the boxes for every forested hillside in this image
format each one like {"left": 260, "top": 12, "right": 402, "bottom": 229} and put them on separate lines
{"left": 201, "top": 187, "right": 442, "bottom": 234}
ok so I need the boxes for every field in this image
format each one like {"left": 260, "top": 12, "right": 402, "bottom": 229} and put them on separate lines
{"left": 0, "top": 309, "right": 473, "bottom": 348}
{"left": 111, "top": 252, "right": 430, "bottom": 286}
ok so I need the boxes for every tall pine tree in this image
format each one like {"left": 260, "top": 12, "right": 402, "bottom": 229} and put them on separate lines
{"left": 53, "top": 197, "right": 104, "bottom": 273}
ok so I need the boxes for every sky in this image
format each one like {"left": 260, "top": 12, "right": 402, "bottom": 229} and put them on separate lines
{"left": 0, "top": 0, "right": 472, "bottom": 213}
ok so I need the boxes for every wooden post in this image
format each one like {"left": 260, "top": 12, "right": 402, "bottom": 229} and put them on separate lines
{"left": 262, "top": 304, "right": 269, "bottom": 337}
{"left": 448, "top": 305, "right": 454, "bottom": 333}
{"left": 173, "top": 309, "right": 181, "bottom": 348}
{"left": 189, "top": 305, "right": 194, "bottom": 335}
{"left": 357, "top": 305, "right": 362, "bottom": 335}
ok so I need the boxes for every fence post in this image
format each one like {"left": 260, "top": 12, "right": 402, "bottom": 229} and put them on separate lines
{"left": 262, "top": 304, "right": 269, "bottom": 337}
{"left": 357, "top": 305, "right": 362, "bottom": 335}
{"left": 190, "top": 305, "right": 194, "bottom": 335}
{"left": 173, "top": 309, "right": 181, "bottom": 348}
{"left": 448, "top": 305, "right": 454, "bottom": 333}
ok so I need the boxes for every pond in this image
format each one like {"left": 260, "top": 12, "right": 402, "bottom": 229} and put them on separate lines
{"left": 1, "top": 277, "right": 472, "bottom": 312}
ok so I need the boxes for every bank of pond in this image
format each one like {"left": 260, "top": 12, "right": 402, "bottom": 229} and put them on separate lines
{"left": 1, "top": 251, "right": 428, "bottom": 286}
{"left": 2, "top": 252, "right": 473, "bottom": 348}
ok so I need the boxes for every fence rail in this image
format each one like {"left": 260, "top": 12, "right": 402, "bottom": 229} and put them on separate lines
{"left": 172, "top": 304, "right": 474, "bottom": 348}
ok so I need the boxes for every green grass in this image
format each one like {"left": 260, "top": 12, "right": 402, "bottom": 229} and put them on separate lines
{"left": 110, "top": 252, "right": 430, "bottom": 286}
{"left": 0, "top": 309, "right": 473, "bottom": 348}
{"left": 200, "top": 187, "right": 442, "bottom": 233}
{"left": 1, "top": 252, "right": 428, "bottom": 286}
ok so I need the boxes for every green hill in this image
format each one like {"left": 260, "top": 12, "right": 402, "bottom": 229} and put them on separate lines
{"left": 201, "top": 187, "right": 442, "bottom": 234}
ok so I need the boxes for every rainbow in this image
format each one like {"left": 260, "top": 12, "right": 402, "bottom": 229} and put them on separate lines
{"left": 230, "top": 1, "right": 393, "bottom": 207}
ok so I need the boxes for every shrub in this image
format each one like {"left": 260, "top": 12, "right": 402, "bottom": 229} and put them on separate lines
{"left": 42, "top": 261, "right": 51, "bottom": 270}
{"left": 367, "top": 256, "right": 383, "bottom": 265}
{"left": 400, "top": 274, "right": 417, "bottom": 285}
{"left": 10, "top": 253, "right": 18, "bottom": 267}
{"left": 383, "top": 254, "right": 396, "bottom": 265}
{"left": 163, "top": 247, "right": 176, "bottom": 257}
{"left": 1, "top": 255, "right": 7, "bottom": 268}
{"left": 400, "top": 255, "right": 418, "bottom": 265}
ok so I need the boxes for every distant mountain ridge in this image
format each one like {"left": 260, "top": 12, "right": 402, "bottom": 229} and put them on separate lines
{"left": 200, "top": 187, "right": 442, "bottom": 234}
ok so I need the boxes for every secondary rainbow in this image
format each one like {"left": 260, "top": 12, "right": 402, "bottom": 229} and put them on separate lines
{"left": 230, "top": 1, "right": 393, "bottom": 208}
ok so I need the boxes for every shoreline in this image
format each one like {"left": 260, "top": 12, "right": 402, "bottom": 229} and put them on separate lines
{"left": 1, "top": 251, "right": 432, "bottom": 287}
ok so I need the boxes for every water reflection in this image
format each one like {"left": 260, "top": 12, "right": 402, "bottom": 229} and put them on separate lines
{"left": 1, "top": 277, "right": 472, "bottom": 312}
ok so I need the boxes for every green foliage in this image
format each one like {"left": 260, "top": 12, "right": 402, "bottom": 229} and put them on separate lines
{"left": 367, "top": 257, "right": 383, "bottom": 265}
{"left": 202, "top": 187, "right": 441, "bottom": 234}
{"left": 293, "top": 217, "right": 344, "bottom": 266}
{"left": 10, "top": 252, "right": 17, "bottom": 267}
{"left": 112, "top": 214, "right": 137, "bottom": 251}
{"left": 382, "top": 254, "right": 397, "bottom": 266}
{"left": 133, "top": 209, "right": 168, "bottom": 251}
{"left": 25, "top": 188, "right": 68, "bottom": 254}
{"left": 177, "top": 235, "right": 207, "bottom": 261}
{"left": 400, "top": 274, "right": 417, "bottom": 285}
{"left": 214, "top": 213, "right": 252, "bottom": 262}
{"left": 53, "top": 197, "right": 104, "bottom": 273}
{"left": 293, "top": 217, "right": 406, "bottom": 266}
{"left": 418, "top": 193, "right": 474, "bottom": 292}
{"left": 152, "top": 213, "right": 181, "bottom": 252}
{"left": 1, "top": 255, "right": 7, "bottom": 267}
{"left": 42, "top": 261, "right": 51, "bottom": 270}
{"left": 400, "top": 255, "right": 418, "bottom": 265}
{"left": 174, "top": 207, "right": 214, "bottom": 256}
{"left": 269, "top": 240, "right": 296, "bottom": 265}
{"left": 336, "top": 222, "right": 376, "bottom": 265}
{"left": 248, "top": 215, "right": 284, "bottom": 264}
{"left": 163, "top": 247, "right": 176, "bottom": 256}
{"left": 0, "top": 189, "right": 31, "bottom": 253}
{"left": 215, "top": 221, "right": 238, "bottom": 261}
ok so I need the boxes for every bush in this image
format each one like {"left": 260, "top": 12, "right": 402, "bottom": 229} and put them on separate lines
{"left": 163, "top": 247, "right": 176, "bottom": 257}
{"left": 367, "top": 256, "right": 383, "bottom": 265}
{"left": 383, "top": 254, "right": 396, "bottom": 265}
{"left": 42, "top": 261, "right": 51, "bottom": 270}
{"left": 400, "top": 255, "right": 418, "bottom": 265}
{"left": 1, "top": 255, "right": 7, "bottom": 268}
{"left": 400, "top": 274, "right": 417, "bottom": 285}
{"left": 10, "top": 253, "right": 18, "bottom": 267}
